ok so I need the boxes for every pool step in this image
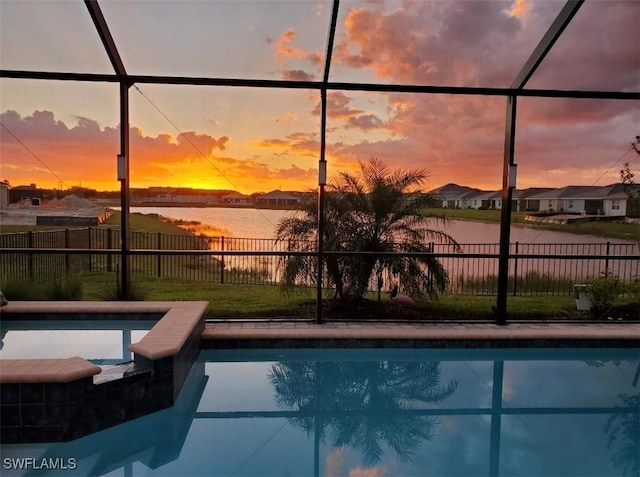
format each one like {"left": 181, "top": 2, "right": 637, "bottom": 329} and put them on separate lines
{"left": 93, "top": 361, "right": 149, "bottom": 384}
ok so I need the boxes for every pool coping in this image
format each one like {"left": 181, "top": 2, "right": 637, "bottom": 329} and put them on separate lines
{"left": 201, "top": 320, "right": 640, "bottom": 348}
{"left": 0, "top": 301, "right": 209, "bottom": 383}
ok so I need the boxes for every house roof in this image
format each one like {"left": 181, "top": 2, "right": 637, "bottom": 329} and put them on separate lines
{"left": 221, "top": 191, "right": 246, "bottom": 199}
{"left": 257, "top": 190, "right": 299, "bottom": 200}
{"left": 471, "top": 190, "right": 501, "bottom": 200}
{"left": 430, "top": 183, "right": 482, "bottom": 200}
{"left": 516, "top": 187, "right": 555, "bottom": 199}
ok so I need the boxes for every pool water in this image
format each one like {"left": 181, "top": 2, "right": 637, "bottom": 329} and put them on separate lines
{"left": 0, "top": 320, "right": 152, "bottom": 364}
{"left": 1, "top": 347, "right": 638, "bottom": 477}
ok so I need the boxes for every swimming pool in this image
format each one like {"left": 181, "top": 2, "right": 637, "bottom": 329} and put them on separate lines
{"left": 0, "top": 320, "right": 153, "bottom": 364}
{"left": 1, "top": 347, "right": 638, "bottom": 477}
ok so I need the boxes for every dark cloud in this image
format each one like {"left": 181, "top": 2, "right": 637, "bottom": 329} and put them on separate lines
{"left": 310, "top": 92, "right": 385, "bottom": 132}
{"left": 282, "top": 69, "right": 315, "bottom": 81}
{"left": 346, "top": 114, "right": 384, "bottom": 130}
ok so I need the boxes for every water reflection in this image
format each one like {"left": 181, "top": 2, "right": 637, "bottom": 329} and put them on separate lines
{"left": 269, "top": 360, "right": 458, "bottom": 465}
{"left": 1, "top": 349, "right": 638, "bottom": 476}
{"left": 606, "top": 393, "right": 640, "bottom": 477}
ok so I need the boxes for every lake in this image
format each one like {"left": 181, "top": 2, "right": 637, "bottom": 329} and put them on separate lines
{"left": 122, "top": 207, "right": 637, "bottom": 289}
{"left": 128, "top": 206, "right": 635, "bottom": 245}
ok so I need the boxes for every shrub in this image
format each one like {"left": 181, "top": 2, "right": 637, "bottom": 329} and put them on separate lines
{"left": 98, "top": 281, "right": 148, "bottom": 301}
{"left": 46, "top": 277, "right": 84, "bottom": 300}
{"left": 2, "top": 280, "right": 45, "bottom": 300}
{"left": 624, "top": 277, "right": 640, "bottom": 302}
{"left": 585, "top": 271, "right": 623, "bottom": 311}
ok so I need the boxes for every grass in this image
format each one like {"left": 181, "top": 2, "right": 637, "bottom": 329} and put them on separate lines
{"left": 75, "top": 272, "right": 638, "bottom": 321}
{"left": 103, "top": 211, "right": 195, "bottom": 235}
{"left": 3, "top": 271, "right": 636, "bottom": 321}
{"left": 80, "top": 272, "right": 316, "bottom": 318}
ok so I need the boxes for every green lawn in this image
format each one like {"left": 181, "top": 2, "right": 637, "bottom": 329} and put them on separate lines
{"left": 4, "top": 270, "right": 636, "bottom": 321}
{"left": 77, "top": 271, "right": 596, "bottom": 320}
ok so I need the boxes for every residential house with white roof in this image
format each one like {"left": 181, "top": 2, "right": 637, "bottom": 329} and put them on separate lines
{"left": 430, "top": 184, "right": 481, "bottom": 209}
{"left": 430, "top": 183, "right": 637, "bottom": 217}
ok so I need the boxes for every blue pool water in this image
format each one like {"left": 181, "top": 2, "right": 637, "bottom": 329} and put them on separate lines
{"left": 1, "top": 347, "right": 639, "bottom": 477}
{"left": 0, "top": 320, "right": 152, "bottom": 364}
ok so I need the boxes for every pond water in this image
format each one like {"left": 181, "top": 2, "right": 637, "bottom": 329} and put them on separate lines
{"left": 127, "top": 207, "right": 635, "bottom": 245}
{"left": 0, "top": 320, "right": 152, "bottom": 365}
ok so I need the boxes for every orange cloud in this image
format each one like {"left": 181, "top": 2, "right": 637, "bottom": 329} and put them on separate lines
{"left": 249, "top": 131, "right": 319, "bottom": 159}
{"left": 509, "top": 0, "right": 531, "bottom": 18}
{"left": 0, "top": 110, "right": 317, "bottom": 192}
{"left": 274, "top": 28, "right": 323, "bottom": 66}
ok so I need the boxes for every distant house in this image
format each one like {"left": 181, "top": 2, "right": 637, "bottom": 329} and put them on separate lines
{"left": 472, "top": 190, "right": 502, "bottom": 210}
{"left": 515, "top": 188, "right": 555, "bottom": 212}
{"left": 525, "top": 186, "right": 602, "bottom": 215}
{"left": 515, "top": 184, "right": 636, "bottom": 217}
{"left": 0, "top": 181, "right": 9, "bottom": 208}
{"left": 593, "top": 183, "right": 635, "bottom": 217}
{"left": 8, "top": 183, "right": 43, "bottom": 205}
{"left": 221, "top": 191, "right": 248, "bottom": 204}
{"left": 430, "top": 184, "right": 481, "bottom": 208}
{"left": 255, "top": 190, "right": 300, "bottom": 207}
{"left": 428, "top": 183, "right": 638, "bottom": 217}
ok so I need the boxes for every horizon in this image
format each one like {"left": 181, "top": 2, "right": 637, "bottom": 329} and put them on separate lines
{"left": 1, "top": 1, "right": 638, "bottom": 195}
{"left": 2, "top": 180, "right": 631, "bottom": 197}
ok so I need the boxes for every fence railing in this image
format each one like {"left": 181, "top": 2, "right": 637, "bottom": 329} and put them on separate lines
{"left": 1, "top": 227, "right": 638, "bottom": 296}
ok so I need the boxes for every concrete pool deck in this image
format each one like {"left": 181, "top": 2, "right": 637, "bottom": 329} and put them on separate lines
{"left": 202, "top": 319, "right": 640, "bottom": 348}
{"left": 1, "top": 300, "right": 637, "bottom": 345}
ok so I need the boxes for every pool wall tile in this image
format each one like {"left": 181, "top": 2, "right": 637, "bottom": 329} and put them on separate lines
{"left": 1, "top": 403, "right": 20, "bottom": 426}
{"left": 0, "top": 383, "right": 20, "bottom": 404}
{"left": 21, "top": 404, "right": 45, "bottom": 426}
{"left": 20, "top": 384, "right": 44, "bottom": 404}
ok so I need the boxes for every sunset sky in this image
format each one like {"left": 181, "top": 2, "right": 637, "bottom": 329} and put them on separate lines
{"left": 0, "top": 0, "right": 638, "bottom": 195}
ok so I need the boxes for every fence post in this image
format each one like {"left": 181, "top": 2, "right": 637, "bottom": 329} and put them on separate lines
{"left": 157, "top": 232, "right": 162, "bottom": 277}
{"left": 605, "top": 241, "right": 610, "bottom": 273}
{"left": 512, "top": 242, "right": 519, "bottom": 296}
{"left": 107, "top": 228, "right": 113, "bottom": 272}
{"left": 65, "top": 228, "right": 70, "bottom": 272}
{"left": 28, "top": 231, "right": 34, "bottom": 280}
{"left": 220, "top": 236, "right": 225, "bottom": 284}
{"left": 428, "top": 242, "right": 435, "bottom": 295}
{"left": 88, "top": 227, "right": 93, "bottom": 272}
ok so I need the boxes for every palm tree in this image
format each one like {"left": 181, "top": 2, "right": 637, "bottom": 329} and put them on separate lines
{"left": 276, "top": 158, "right": 459, "bottom": 300}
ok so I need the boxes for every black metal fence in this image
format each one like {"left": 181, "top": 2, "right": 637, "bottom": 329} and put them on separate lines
{"left": 1, "top": 227, "right": 638, "bottom": 296}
